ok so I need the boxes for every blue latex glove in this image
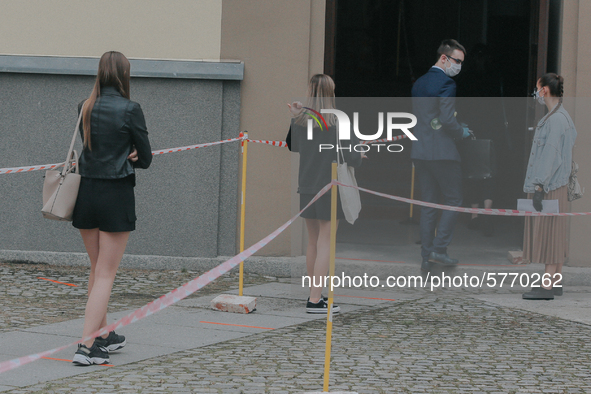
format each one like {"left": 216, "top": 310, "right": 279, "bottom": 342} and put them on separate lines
{"left": 462, "top": 127, "right": 471, "bottom": 138}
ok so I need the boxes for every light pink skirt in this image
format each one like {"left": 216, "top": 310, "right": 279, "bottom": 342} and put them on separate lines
{"left": 523, "top": 185, "right": 569, "bottom": 265}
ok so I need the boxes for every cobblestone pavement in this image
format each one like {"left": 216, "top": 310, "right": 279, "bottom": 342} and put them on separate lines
{"left": 0, "top": 261, "right": 275, "bottom": 332}
{"left": 5, "top": 275, "right": 591, "bottom": 394}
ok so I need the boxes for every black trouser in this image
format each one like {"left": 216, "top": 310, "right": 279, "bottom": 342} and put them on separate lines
{"left": 414, "top": 160, "right": 463, "bottom": 260}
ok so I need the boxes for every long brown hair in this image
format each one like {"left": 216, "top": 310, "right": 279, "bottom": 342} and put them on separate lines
{"left": 294, "top": 74, "right": 337, "bottom": 127}
{"left": 82, "top": 51, "right": 131, "bottom": 149}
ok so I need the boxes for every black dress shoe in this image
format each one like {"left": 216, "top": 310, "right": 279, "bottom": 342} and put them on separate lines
{"left": 428, "top": 252, "right": 459, "bottom": 266}
{"left": 420, "top": 260, "right": 433, "bottom": 272}
{"left": 522, "top": 287, "right": 554, "bottom": 300}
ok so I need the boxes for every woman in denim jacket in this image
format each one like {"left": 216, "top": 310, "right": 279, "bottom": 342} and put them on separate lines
{"left": 522, "top": 73, "right": 576, "bottom": 300}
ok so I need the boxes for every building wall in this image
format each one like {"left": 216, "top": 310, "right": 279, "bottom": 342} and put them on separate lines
{"left": 561, "top": 0, "right": 591, "bottom": 267}
{"left": 0, "top": 0, "right": 325, "bottom": 257}
{"left": 0, "top": 0, "right": 243, "bottom": 259}
{"left": 0, "top": 0, "right": 222, "bottom": 60}
{"left": 220, "top": 0, "right": 326, "bottom": 256}
{"left": 0, "top": 71, "right": 241, "bottom": 258}
{"left": 0, "top": 0, "right": 327, "bottom": 260}
{"left": 2, "top": 0, "right": 589, "bottom": 266}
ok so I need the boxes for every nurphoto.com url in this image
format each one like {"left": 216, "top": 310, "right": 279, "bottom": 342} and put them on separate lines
{"left": 302, "top": 272, "right": 563, "bottom": 292}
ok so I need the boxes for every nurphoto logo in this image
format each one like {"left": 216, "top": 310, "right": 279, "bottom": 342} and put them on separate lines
{"left": 306, "top": 109, "right": 418, "bottom": 153}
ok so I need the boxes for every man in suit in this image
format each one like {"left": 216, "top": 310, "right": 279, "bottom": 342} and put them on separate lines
{"left": 411, "top": 39, "right": 470, "bottom": 272}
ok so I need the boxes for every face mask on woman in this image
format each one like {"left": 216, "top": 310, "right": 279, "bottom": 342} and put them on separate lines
{"left": 533, "top": 88, "right": 546, "bottom": 105}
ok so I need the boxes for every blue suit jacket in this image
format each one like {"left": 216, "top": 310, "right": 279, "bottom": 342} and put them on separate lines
{"left": 411, "top": 67, "right": 463, "bottom": 161}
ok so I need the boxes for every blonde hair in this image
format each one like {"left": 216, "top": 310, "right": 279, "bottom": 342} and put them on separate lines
{"left": 294, "top": 74, "right": 336, "bottom": 127}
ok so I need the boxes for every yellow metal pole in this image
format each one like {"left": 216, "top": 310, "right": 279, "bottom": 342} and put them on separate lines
{"left": 323, "top": 161, "right": 338, "bottom": 392}
{"left": 238, "top": 133, "right": 248, "bottom": 296}
{"left": 409, "top": 162, "right": 415, "bottom": 219}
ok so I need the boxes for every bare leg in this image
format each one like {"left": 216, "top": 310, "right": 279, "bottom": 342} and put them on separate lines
{"left": 548, "top": 263, "right": 564, "bottom": 287}
{"left": 310, "top": 220, "right": 338, "bottom": 303}
{"left": 81, "top": 230, "right": 130, "bottom": 347}
{"left": 542, "top": 264, "right": 561, "bottom": 290}
{"left": 80, "top": 229, "right": 109, "bottom": 339}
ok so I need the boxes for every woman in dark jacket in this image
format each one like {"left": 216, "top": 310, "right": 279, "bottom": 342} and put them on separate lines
{"left": 286, "top": 74, "right": 362, "bottom": 314}
{"left": 72, "top": 51, "right": 152, "bottom": 365}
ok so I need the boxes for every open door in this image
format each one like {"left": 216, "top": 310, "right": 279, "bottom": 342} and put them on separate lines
{"left": 322, "top": 0, "right": 556, "bottom": 262}
{"left": 525, "top": 0, "right": 550, "bottom": 167}
{"left": 324, "top": 0, "right": 337, "bottom": 79}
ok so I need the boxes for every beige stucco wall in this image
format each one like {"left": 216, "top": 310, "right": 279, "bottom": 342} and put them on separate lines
{"left": 0, "top": 0, "right": 222, "bottom": 60}
{"left": 560, "top": 0, "right": 591, "bottom": 267}
{"left": 221, "top": 0, "right": 325, "bottom": 256}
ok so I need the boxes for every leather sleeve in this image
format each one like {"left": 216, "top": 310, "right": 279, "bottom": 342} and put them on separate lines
{"left": 287, "top": 119, "right": 301, "bottom": 153}
{"left": 286, "top": 126, "right": 293, "bottom": 151}
{"left": 127, "top": 102, "right": 152, "bottom": 169}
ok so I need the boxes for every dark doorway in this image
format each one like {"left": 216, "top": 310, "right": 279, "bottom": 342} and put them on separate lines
{"left": 328, "top": 0, "right": 534, "bottom": 98}
{"left": 327, "top": 0, "right": 554, "bottom": 261}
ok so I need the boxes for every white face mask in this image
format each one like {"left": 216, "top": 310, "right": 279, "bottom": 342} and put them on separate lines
{"left": 533, "top": 88, "right": 546, "bottom": 105}
{"left": 444, "top": 57, "right": 462, "bottom": 77}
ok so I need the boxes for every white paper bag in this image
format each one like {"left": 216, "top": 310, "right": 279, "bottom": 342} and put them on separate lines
{"left": 517, "top": 199, "right": 559, "bottom": 213}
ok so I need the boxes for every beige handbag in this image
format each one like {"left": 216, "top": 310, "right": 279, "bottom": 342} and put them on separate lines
{"left": 336, "top": 126, "right": 362, "bottom": 225}
{"left": 568, "top": 161, "right": 584, "bottom": 202}
{"left": 41, "top": 108, "right": 84, "bottom": 221}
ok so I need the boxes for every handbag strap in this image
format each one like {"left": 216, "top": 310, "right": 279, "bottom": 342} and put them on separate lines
{"left": 336, "top": 121, "right": 346, "bottom": 166}
{"left": 62, "top": 102, "right": 85, "bottom": 176}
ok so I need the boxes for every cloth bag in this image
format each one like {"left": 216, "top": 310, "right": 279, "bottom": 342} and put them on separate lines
{"left": 568, "top": 161, "right": 584, "bottom": 202}
{"left": 41, "top": 109, "right": 84, "bottom": 221}
{"left": 336, "top": 132, "right": 361, "bottom": 224}
{"left": 456, "top": 138, "right": 497, "bottom": 180}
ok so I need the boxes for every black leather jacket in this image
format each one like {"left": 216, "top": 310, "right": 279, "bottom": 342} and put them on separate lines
{"left": 77, "top": 86, "right": 152, "bottom": 179}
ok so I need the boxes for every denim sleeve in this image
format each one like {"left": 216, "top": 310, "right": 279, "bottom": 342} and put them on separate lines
{"left": 531, "top": 120, "right": 564, "bottom": 191}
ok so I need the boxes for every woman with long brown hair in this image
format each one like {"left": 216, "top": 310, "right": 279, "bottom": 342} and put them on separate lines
{"left": 72, "top": 51, "right": 152, "bottom": 365}
{"left": 522, "top": 73, "right": 576, "bottom": 300}
{"left": 286, "top": 74, "right": 362, "bottom": 313}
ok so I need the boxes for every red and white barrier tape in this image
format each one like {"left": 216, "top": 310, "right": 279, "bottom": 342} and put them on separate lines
{"left": 336, "top": 181, "right": 591, "bottom": 217}
{"left": 151, "top": 136, "right": 244, "bottom": 156}
{"left": 0, "top": 134, "right": 409, "bottom": 174}
{"left": 0, "top": 182, "right": 333, "bottom": 374}
{"left": 0, "top": 162, "right": 67, "bottom": 175}
{"left": 246, "top": 134, "right": 409, "bottom": 148}
{"left": 2, "top": 178, "right": 589, "bottom": 373}
{"left": 0, "top": 136, "right": 245, "bottom": 175}
{"left": 247, "top": 139, "right": 289, "bottom": 148}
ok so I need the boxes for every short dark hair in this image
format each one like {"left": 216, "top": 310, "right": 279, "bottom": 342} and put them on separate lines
{"left": 437, "top": 39, "right": 466, "bottom": 62}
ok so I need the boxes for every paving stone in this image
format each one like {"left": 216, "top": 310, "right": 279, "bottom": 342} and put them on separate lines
{"left": 3, "top": 262, "right": 591, "bottom": 393}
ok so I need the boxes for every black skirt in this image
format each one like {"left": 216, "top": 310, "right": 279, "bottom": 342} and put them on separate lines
{"left": 300, "top": 192, "right": 345, "bottom": 221}
{"left": 72, "top": 175, "right": 136, "bottom": 232}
